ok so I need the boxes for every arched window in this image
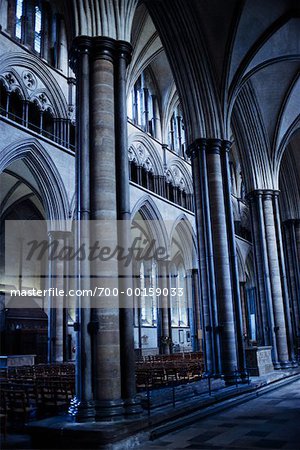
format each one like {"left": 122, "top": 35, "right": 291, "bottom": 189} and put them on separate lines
{"left": 128, "top": 71, "right": 159, "bottom": 138}
{"left": 168, "top": 107, "right": 186, "bottom": 156}
{"left": 15, "top": 0, "right": 24, "bottom": 40}
{"left": 170, "top": 262, "right": 189, "bottom": 328}
{"left": 139, "top": 260, "right": 157, "bottom": 327}
{"left": 34, "top": 4, "right": 42, "bottom": 53}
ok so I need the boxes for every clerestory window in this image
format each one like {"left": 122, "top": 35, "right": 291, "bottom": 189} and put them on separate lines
{"left": 15, "top": 0, "right": 24, "bottom": 39}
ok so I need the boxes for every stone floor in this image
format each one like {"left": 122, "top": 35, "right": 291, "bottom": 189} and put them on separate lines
{"left": 138, "top": 378, "right": 300, "bottom": 450}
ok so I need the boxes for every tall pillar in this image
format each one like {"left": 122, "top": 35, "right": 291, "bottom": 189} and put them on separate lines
{"left": 248, "top": 193, "right": 270, "bottom": 345}
{"left": 187, "top": 140, "right": 217, "bottom": 375}
{"left": 115, "top": 41, "right": 141, "bottom": 416}
{"left": 192, "top": 268, "right": 202, "bottom": 352}
{"left": 221, "top": 141, "right": 247, "bottom": 379}
{"left": 47, "top": 231, "right": 68, "bottom": 364}
{"left": 262, "top": 191, "right": 290, "bottom": 367}
{"left": 88, "top": 37, "right": 124, "bottom": 421}
{"left": 273, "top": 195, "right": 297, "bottom": 366}
{"left": 295, "top": 220, "right": 300, "bottom": 263}
{"left": 205, "top": 139, "right": 238, "bottom": 383}
{"left": 69, "top": 38, "right": 95, "bottom": 422}
{"left": 188, "top": 139, "right": 238, "bottom": 383}
{"left": 159, "top": 261, "right": 171, "bottom": 354}
{"left": 283, "top": 220, "right": 300, "bottom": 350}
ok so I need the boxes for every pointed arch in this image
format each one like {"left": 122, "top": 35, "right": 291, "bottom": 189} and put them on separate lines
{"left": 0, "top": 53, "right": 68, "bottom": 118}
{"left": 128, "top": 132, "right": 164, "bottom": 175}
{"left": 0, "top": 138, "right": 69, "bottom": 228}
{"left": 169, "top": 214, "right": 197, "bottom": 270}
{"left": 131, "top": 195, "right": 169, "bottom": 251}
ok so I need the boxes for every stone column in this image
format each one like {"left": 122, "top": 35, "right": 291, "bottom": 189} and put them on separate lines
{"left": 187, "top": 140, "right": 217, "bottom": 375}
{"left": 159, "top": 261, "right": 171, "bottom": 354}
{"left": 205, "top": 139, "right": 238, "bottom": 383}
{"left": 188, "top": 139, "right": 239, "bottom": 383}
{"left": 69, "top": 38, "right": 95, "bottom": 422}
{"left": 221, "top": 141, "right": 247, "bottom": 379}
{"left": 248, "top": 193, "right": 270, "bottom": 346}
{"left": 115, "top": 41, "right": 141, "bottom": 416}
{"left": 273, "top": 195, "right": 297, "bottom": 366}
{"left": 47, "top": 231, "right": 68, "bottom": 364}
{"left": 283, "top": 221, "right": 300, "bottom": 345}
{"left": 86, "top": 37, "right": 124, "bottom": 421}
{"left": 295, "top": 220, "right": 300, "bottom": 263}
{"left": 192, "top": 269, "right": 203, "bottom": 352}
{"left": 262, "top": 191, "right": 290, "bottom": 367}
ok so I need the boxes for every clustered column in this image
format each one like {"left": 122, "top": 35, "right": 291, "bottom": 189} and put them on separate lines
{"left": 283, "top": 219, "right": 300, "bottom": 356}
{"left": 188, "top": 138, "right": 242, "bottom": 384}
{"left": 249, "top": 190, "right": 295, "bottom": 367}
{"left": 69, "top": 36, "right": 139, "bottom": 422}
{"left": 47, "top": 231, "right": 70, "bottom": 364}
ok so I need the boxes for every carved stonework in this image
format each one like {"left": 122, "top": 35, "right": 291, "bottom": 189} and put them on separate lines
{"left": 128, "top": 143, "right": 155, "bottom": 172}
{"left": 167, "top": 165, "right": 187, "bottom": 191}
{"left": 4, "top": 73, "right": 15, "bottom": 85}
{"left": 68, "top": 105, "right": 76, "bottom": 123}
{"left": 23, "top": 71, "right": 37, "bottom": 90}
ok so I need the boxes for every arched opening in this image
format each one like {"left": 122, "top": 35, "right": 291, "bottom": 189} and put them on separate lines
{"left": 28, "top": 100, "right": 41, "bottom": 133}
{"left": 131, "top": 211, "right": 160, "bottom": 357}
{"left": 42, "top": 108, "right": 54, "bottom": 139}
{"left": 0, "top": 81, "right": 8, "bottom": 114}
{"left": 0, "top": 162, "right": 48, "bottom": 363}
{"left": 8, "top": 89, "right": 23, "bottom": 124}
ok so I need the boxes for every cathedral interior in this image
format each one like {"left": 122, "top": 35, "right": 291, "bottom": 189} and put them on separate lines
{"left": 0, "top": 0, "right": 300, "bottom": 449}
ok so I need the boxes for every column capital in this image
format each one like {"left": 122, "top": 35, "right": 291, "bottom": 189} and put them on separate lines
{"left": 70, "top": 36, "right": 132, "bottom": 72}
{"left": 262, "top": 190, "right": 275, "bottom": 201}
{"left": 115, "top": 40, "right": 133, "bottom": 66}
{"left": 246, "top": 189, "right": 263, "bottom": 202}
{"left": 246, "top": 189, "right": 280, "bottom": 202}
{"left": 221, "top": 140, "right": 232, "bottom": 153}
{"left": 206, "top": 138, "right": 222, "bottom": 155}
{"left": 186, "top": 138, "right": 207, "bottom": 159}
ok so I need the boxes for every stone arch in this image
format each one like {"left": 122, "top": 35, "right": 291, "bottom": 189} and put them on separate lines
{"left": 166, "top": 158, "right": 193, "bottom": 193}
{"left": 131, "top": 195, "right": 169, "bottom": 252}
{"left": 128, "top": 132, "right": 164, "bottom": 175}
{"left": 0, "top": 138, "right": 69, "bottom": 228}
{"left": 0, "top": 52, "right": 68, "bottom": 118}
{"left": 169, "top": 214, "right": 197, "bottom": 270}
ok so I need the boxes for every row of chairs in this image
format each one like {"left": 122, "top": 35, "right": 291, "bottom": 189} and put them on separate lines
{"left": 0, "top": 379, "right": 75, "bottom": 426}
{"left": 5, "top": 363, "right": 75, "bottom": 379}
{"left": 136, "top": 360, "right": 204, "bottom": 390}
{"left": 137, "top": 351, "right": 203, "bottom": 363}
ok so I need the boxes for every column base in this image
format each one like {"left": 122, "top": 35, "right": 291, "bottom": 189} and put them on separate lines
{"left": 123, "top": 397, "right": 144, "bottom": 417}
{"left": 291, "top": 360, "right": 298, "bottom": 368}
{"left": 280, "top": 360, "right": 293, "bottom": 369}
{"left": 223, "top": 371, "right": 238, "bottom": 386}
{"left": 95, "top": 399, "right": 125, "bottom": 422}
{"left": 68, "top": 397, "right": 95, "bottom": 422}
{"left": 273, "top": 361, "right": 281, "bottom": 369}
{"left": 239, "top": 370, "right": 250, "bottom": 384}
